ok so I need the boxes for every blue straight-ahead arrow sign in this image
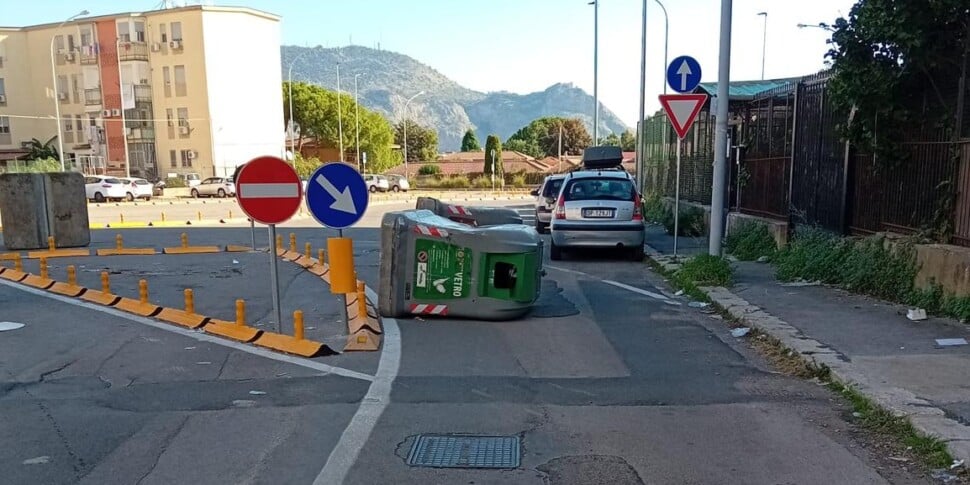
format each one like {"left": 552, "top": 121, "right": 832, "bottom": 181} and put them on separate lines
{"left": 666, "top": 55, "right": 702, "bottom": 94}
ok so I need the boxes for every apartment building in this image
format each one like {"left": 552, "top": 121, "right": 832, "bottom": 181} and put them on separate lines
{"left": 0, "top": 5, "right": 283, "bottom": 179}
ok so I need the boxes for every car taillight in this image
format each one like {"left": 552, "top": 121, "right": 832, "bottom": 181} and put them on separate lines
{"left": 632, "top": 192, "right": 643, "bottom": 221}
{"left": 554, "top": 195, "right": 566, "bottom": 220}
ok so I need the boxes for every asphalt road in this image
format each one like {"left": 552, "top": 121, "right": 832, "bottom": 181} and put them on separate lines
{"left": 0, "top": 198, "right": 933, "bottom": 484}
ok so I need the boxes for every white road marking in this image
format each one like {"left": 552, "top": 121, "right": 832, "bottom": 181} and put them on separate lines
{"left": 238, "top": 183, "right": 300, "bottom": 198}
{"left": 602, "top": 280, "right": 682, "bottom": 306}
{"left": 544, "top": 264, "right": 590, "bottom": 277}
{"left": 314, "top": 286, "right": 401, "bottom": 485}
{"left": 0, "top": 279, "right": 375, "bottom": 382}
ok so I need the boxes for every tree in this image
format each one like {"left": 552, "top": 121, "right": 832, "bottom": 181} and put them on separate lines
{"left": 506, "top": 117, "right": 592, "bottom": 159}
{"left": 282, "top": 81, "right": 400, "bottom": 172}
{"left": 826, "top": 0, "right": 970, "bottom": 156}
{"left": 394, "top": 120, "right": 439, "bottom": 163}
{"left": 599, "top": 132, "right": 621, "bottom": 147}
{"left": 483, "top": 135, "right": 503, "bottom": 175}
{"left": 461, "top": 129, "right": 481, "bottom": 151}
{"left": 620, "top": 130, "right": 636, "bottom": 151}
{"left": 25, "top": 137, "right": 58, "bottom": 161}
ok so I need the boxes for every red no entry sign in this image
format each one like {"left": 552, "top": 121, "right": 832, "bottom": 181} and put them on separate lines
{"left": 235, "top": 156, "right": 303, "bottom": 225}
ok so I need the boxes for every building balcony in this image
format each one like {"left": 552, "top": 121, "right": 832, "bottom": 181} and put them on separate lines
{"left": 126, "top": 127, "right": 156, "bottom": 142}
{"left": 79, "top": 45, "right": 98, "bottom": 65}
{"left": 84, "top": 87, "right": 102, "bottom": 106}
{"left": 133, "top": 84, "right": 152, "bottom": 103}
{"left": 118, "top": 41, "right": 149, "bottom": 62}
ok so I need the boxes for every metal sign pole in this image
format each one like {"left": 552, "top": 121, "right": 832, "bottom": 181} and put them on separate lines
{"left": 674, "top": 137, "right": 682, "bottom": 257}
{"left": 268, "top": 224, "right": 283, "bottom": 333}
{"left": 250, "top": 219, "right": 256, "bottom": 251}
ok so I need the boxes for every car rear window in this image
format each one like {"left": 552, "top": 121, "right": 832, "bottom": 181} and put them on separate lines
{"left": 104, "top": 178, "right": 122, "bottom": 184}
{"left": 134, "top": 179, "right": 151, "bottom": 185}
{"left": 542, "top": 178, "right": 564, "bottom": 197}
{"left": 563, "top": 178, "right": 635, "bottom": 202}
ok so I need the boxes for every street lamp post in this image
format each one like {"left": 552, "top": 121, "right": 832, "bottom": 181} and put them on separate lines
{"left": 797, "top": 23, "right": 835, "bottom": 32}
{"left": 336, "top": 63, "right": 344, "bottom": 160}
{"left": 354, "top": 73, "right": 362, "bottom": 171}
{"left": 589, "top": 0, "right": 600, "bottom": 143}
{"left": 286, "top": 48, "right": 309, "bottom": 164}
{"left": 116, "top": 38, "right": 131, "bottom": 178}
{"left": 655, "top": 0, "right": 669, "bottom": 94}
{"left": 402, "top": 91, "right": 424, "bottom": 179}
{"left": 490, "top": 148, "right": 496, "bottom": 191}
{"left": 50, "top": 10, "right": 89, "bottom": 172}
{"left": 636, "top": 0, "right": 647, "bottom": 193}
{"left": 757, "top": 12, "right": 768, "bottom": 80}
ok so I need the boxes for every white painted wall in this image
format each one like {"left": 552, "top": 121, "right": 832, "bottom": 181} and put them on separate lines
{"left": 200, "top": 11, "right": 282, "bottom": 177}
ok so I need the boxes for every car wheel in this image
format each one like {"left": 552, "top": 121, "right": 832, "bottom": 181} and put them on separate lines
{"left": 191, "top": 189, "right": 199, "bottom": 198}
{"left": 392, "top": 185, "right": 400, "bottom": 192}
{"left": 550, "top": 240, "right": 562, "bottom": 261}
{"left": 94, "top": 192, "right": 105, "bottom": 203}
{"left": 630, "top": 246, "right": 645, "bottom": 261}
{"left": 369, "top": 186, "right": 377, "bottom": 193}
{"left": 144, "top": 196, "right": 152, "bottom": 201}
{"left": 125, "top": 192, "right": 135, "bottom": 202}
{"left": 218, "top": 189, "right": 226, "bottom": 198}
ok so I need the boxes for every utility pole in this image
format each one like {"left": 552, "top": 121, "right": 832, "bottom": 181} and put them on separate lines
{"left": 354, "top": 73, "right": 363, "bottom": 170}
{"left": 336, "top": 63, "right": 344, "bottom": 160}
{"left": 637, "top": 0, "right": 647, "bottom": 192}
{"left": 758, "top": 12, "right": 768, "bottom": 80}
{"left": 710, "top": 0, "right": 733, "bottom": 256}
{"left": 589, "top": 0, "right": 599, "bottom": 143}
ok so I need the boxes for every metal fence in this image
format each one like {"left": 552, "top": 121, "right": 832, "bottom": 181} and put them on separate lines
{"left": 641, "top": 107, "right": 716, "bottom": 206}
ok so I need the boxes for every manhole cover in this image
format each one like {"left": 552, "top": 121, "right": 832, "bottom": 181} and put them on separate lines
{"left": 406, "top": 434, "right": 520, "bottom": 469}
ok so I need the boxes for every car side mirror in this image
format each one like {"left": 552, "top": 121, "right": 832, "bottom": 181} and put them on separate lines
{"left": 530, "top": 189, "right": 539, "bottom": 197}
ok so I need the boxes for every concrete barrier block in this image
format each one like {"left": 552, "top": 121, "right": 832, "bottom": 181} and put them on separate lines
{"left": 44, "top": 172, "right": 90, "bottom": 248}
{"left": 0, "top": 174, "right": 49, "bottom": 250}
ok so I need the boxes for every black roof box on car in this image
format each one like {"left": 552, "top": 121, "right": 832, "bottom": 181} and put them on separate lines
{"left": 581, "top": 145, "right": 623, "bottom": 169}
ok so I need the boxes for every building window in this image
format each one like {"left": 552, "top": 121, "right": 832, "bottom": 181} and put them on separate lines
{"left": 171, "top": 22, "right": 182, "bottom": 41}
{"left": 180, "top": 149, "right": 192, "bottom": 168}
{"left": 55, "top": 35, "right": 65, "bottom": 53}
{"left": 162, "top": 66, "right": 171, "bottom": 97}
{"left": 64, "top": 119, "right": 72, "bottom": 132}
{"left": 0, "top": 78, "right": 5, "bottom": 103}
{"left": 57, "top": 75, "right": 68, "bottom": 102}
{"left": 134, "top": 22, "right": 146, "bottom": 42}
{"left": 159, "top": 23, "right": 167, "bottom": 43}
{"left": 117, "top": 22, "right": 130, "bottom": 42}
{"left": 80, "top": 26, "right": 93, "bottom": 47}
{"left": 0, "top": 116, "right": 11, "bottom": 133}
{"left": 75, "top": 115, "right": 84, "bottom": 142}
{"left": 174, "top": 65, "right": 186, "bottom": 97}
{"left": 67, "top": 34, "right": 76, "bottom": 52}
{"left": 71, "top": 74, "right": 80, "bottom": 103}
{"left": 170, "top": 149, "right": 177, "bottom": 168}
{"left": 177, "top": 108, "right": 188, "bottom": 125}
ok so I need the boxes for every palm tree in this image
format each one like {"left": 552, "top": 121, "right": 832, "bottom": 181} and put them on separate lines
{"left": 25, "top": 136, "right": 59, "bottom": 161}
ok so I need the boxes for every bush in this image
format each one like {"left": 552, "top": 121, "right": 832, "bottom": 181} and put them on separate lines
{"left": 725, "top": 220, "right": 778, "bottom": 261}
{"left": 2, "top": 158, "right": 61, "bottom": 173}
{"left": 643, "top": 193, "right": 666, "bottom": 223}
{"left": 471, "top": 176, "right": 492, "bottom": 189}
{"left": 663, "top": 205, "right": 705, "bottom": 236}
{"left": 773, "top": 228, "right": 848, "bottom": 284}
{"left": 439, "top": 175, "right": 470, "bottom": 189}
{"left": 511, "top": 174, "right": 527, "bottom": 188}
{"left": 165, "top": 177, "right": 187, "bottom": 188}
{"left": 675, "top": 254, "right": 732, "bottom": 287}
{"left": 418, "top": 164, "right": 441, "bottom": 176}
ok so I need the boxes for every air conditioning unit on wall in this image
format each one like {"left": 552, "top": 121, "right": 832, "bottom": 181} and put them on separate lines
{"left": 151, "top": 43, "right": 161, "bottom": 52}
{"left": 187, "top": 150, "right": 196, "bottom": 159}
{"left": 0, "top": 94, "right": 6, "bottom": 103}
{"left": 111, "top": 109, "right": 121, "bottom": 117}
{"left": 63, "top": 52, "right": 75, "bottom": 62}
{"left": 102, "top": 109, "right": 111, "bottom": 117}
{"left": 58, "top": 92, "right": 68, "bottom": 100}
{"left": 169, "top": 40, "right": 182, "bottom": 50}
{"left": 179, "top": 126, "right": 190, "bottom": 135}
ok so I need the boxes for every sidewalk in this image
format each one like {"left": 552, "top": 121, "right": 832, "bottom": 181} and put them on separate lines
{"left": 644, "top": 223, "right": 970, "bottom": 467}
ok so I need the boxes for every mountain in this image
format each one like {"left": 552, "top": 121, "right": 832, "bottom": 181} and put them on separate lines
{"left": 281, "top": 45, "right": 629, "bottom": 151}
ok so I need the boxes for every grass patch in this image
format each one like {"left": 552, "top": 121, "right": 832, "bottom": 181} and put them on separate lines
{"left": 663, "top": 205, "right": 705, "bottom": 237}
{"left": 725, "top": 221, "right": 778, "bottom": 261}
{"left": 643, "top": 193, "right": 667, "bottom": 224}
{"left": 828, "top": 381, "right": 953, "bottom": 469}
{"left": 676, "top": 254, "right": 732, "bottom": 287}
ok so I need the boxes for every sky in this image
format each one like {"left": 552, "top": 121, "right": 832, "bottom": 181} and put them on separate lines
{"left": 2, "top": 0, "right": 855, "bottom": 126}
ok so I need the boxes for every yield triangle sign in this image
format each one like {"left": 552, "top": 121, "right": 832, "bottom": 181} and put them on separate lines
{"left": 659, "top": 94, "right": 708, "bottom": 139}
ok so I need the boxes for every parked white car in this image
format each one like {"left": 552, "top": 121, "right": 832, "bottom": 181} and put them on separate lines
{"left": 84, "top": 175, "right": 128, "bottom": 202}
{"left": 386, "top": 174, "right": 410, "bottom": 192}
{"left": 364, "top": 174, "right": 390, "bottom": 193}
{"left": 118, "top": 177, "right": 154, "bottom": 201}
{"left": 190, "top": 177, "right": 236, "bottom": 198}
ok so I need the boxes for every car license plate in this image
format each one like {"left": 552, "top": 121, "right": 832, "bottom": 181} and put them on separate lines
{"left": 583, "top": 208, "right": 614, "bottom": 218}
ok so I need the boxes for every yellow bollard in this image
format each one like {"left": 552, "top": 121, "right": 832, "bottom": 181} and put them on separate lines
{"left": 138, "top": 279, "right": 149, "bottom": 304}
{"left": 289, "top": 233, "right": 296, "bottom": 252}
{"left": 120, "top": 213, "right": 125, "bottom": 224}
{"left": 318, "top": 249, "right": 325, "bottom": 265}
{"left": 293, "top": 310, "right": 305, "bottom": 340}
{"left": 184, "top": 288, "right": 195, "bottom": 314}
{"left": 67, "top": 265, "right": 77, "bottom": 286}
{"left": 180, "top": 233, "right": 188, "bottom": 248}
{"left": 101, "top": 271, "right": 111, "bottom": 294}
{"left": 161, "top": 212, "right": 167, "bottom": 222}
{"left": 39, "top": 257, "right": 48, "bottom": 279}
{"left": 276, "top": 233, "right": 283, "bottom": 249}
{"left": 48, "top": 236, "right": 56, "bottom": 252}
{"left": 357, "top": 281, "right": 367, "bottom": 317}
{"left": 327, "top": 237, "right": 356, "bottom": 294}
{"left": 235, "top": 299, "right": 246, "bottom": 326}
{"left": 116, "top": 234, "right": 124, "bottom": 250}
{"left": 14, "top": 255, "right": 22, "bottom": 272}
{"left": 229, "top": 210, "right": 233, "bottom": 219}
{"left": 305, "top": 242, "right": 312, "bottom": 259}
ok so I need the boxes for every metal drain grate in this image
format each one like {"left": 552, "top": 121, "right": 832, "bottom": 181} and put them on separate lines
{"left": 406, "top": 434, "right": 520, "bottom": 469}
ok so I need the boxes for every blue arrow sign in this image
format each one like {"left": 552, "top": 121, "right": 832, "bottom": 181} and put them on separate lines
{"left": 666, "top": 55, "right": 702, "bottom": 93}
{"left": 305, "top": 163, "right": 369, "bottom": 229}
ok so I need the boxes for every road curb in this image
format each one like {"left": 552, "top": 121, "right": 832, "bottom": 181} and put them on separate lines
{"left": 644, "top": 244, "right": 970, "bottom": 467}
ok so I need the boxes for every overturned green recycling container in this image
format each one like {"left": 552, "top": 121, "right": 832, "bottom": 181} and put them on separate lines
{"left": 415, "top": 197, "right": 523, "bottom": 227}
{"left": 379, "top": 209, "right": 543, "bottom": 320}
